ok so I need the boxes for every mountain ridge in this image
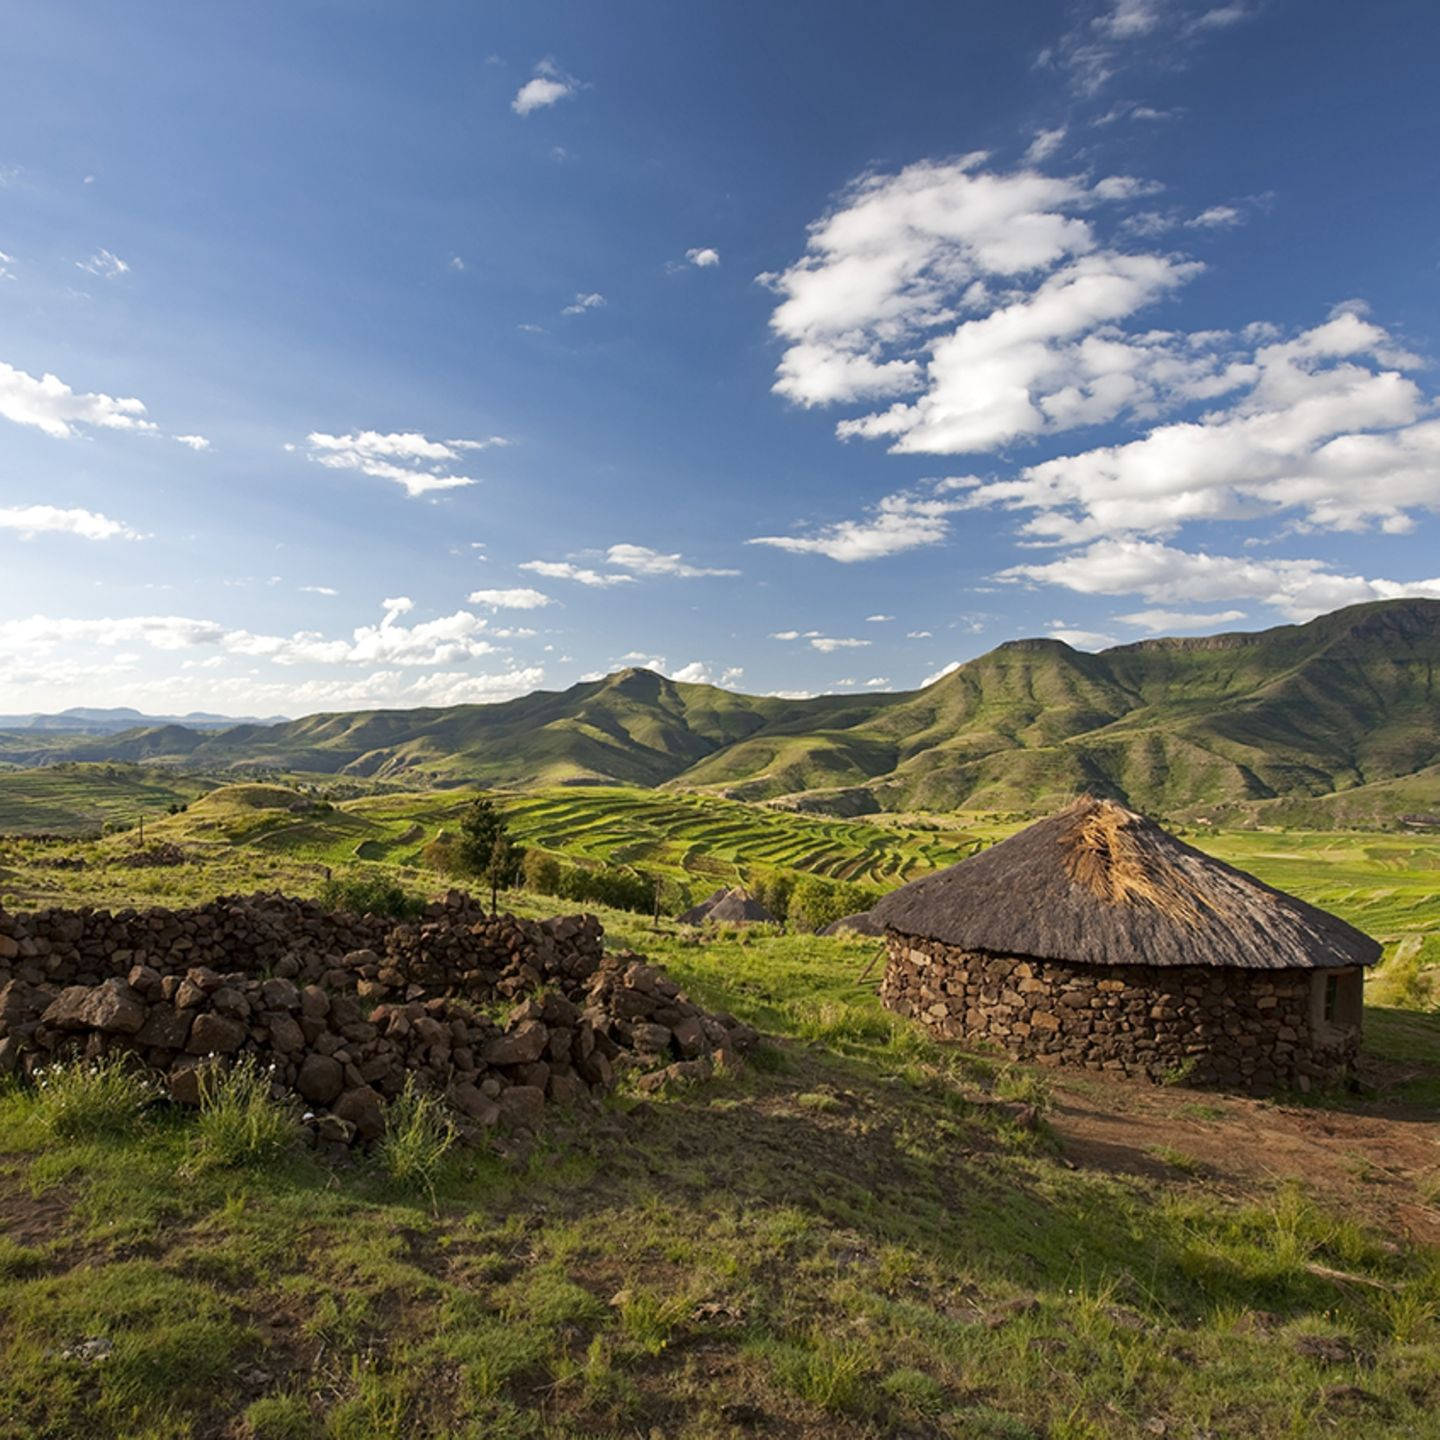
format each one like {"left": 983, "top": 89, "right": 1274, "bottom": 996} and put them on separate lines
{"left": 3, "top": 599, "right": 1438, "bottom": 818}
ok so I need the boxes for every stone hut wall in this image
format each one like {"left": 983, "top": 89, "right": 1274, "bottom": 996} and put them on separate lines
{"left": 0, "top": 891, "right": 757, "bottom": 1141}
{"left": 880, "top": 933, "right": 1359, "bottom": 1092}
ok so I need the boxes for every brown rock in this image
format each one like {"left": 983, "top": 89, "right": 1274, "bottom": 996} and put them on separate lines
{"left": 452, "top": 1082, "right": 500, "bottom": 1126}
{"left": 41, "top": 985, "right": 93, "bottom": 1031}
{"left": 333, "top": 1085, "right": 385, "bottom": 1140}
{"left": 80, "top": 979, "right": 147, "bottom": 1034}
{"left": 134, "top": 1005, "right": 194, "bottom": 1050}
{"left": 497, "top": 1084, "right": 545, "bottom": 1130}
{"left": 187, "top": 1012, "right": 247, "bottom": 1054}
{"left": 269, "top": 1016, "right": 305, "bottom": 1053}
{"left": 482, "top": 1020, "right": 549, "bottom": 1066}
{"left": 296, "top": 1053, "right": 344, "bottom": 1104}
{"left": 672, "top": 1017, "right": 709, "bottom": 1059}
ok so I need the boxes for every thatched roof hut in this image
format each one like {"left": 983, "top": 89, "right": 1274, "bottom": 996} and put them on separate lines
{"left": 821, "top": 910, "right": 885, "bottom": 937}
{"left": 678, "top": 888, "right": 729, "bottom": 926}
{"left": 871, "top": 797, "right": 1379, "bottom": 971}
{"left": 679, "top": 886, "right": 777, "bottom": 927}
{"left": 873, "top": 797, "right": 1379, "bottom": 1092}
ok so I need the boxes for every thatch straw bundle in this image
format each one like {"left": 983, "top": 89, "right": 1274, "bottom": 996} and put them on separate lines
{"left": 870, "top": 797, "right": 1380, "bottom": 972}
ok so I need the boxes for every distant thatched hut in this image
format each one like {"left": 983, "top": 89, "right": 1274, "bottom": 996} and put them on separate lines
{"left": 871, "top": 797, "right": 1379, "bottom": 1091}
{"left": 679, "top": 887, "right": 777, "bottom": 927}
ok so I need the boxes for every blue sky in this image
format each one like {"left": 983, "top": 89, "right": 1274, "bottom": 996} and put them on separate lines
{"left": 2, "top": 0, "right": 1438, "bottom": 716}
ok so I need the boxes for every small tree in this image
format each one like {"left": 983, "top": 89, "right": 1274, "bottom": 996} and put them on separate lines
{"left": 458, "top": 798, "right": 525, "bottom": 914}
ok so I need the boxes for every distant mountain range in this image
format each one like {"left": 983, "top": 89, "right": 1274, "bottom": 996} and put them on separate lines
{"left": 0, "top": 707, "right": 290, "bottom": 734}
{"left": 4, "top": 600, "right": 1439, "bottom": 822}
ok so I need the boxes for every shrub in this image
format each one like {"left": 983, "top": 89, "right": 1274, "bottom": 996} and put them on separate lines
{"left": 32, "top": 1054, "right": 160, "bottom": 1140}
{"left": 377, "top": 1076, "right": 456, "bottom": 1201}
{"left": 522, "top": 849, "right": 562, "bottom": 896}
{"left": 787, "top": 875, "right": 881, "bottom": 933}
{"left": 318, "top": 873, "right": 425, "bottom": 919}
{"left": 190, "top": 1057, "right": 300, "bottom": 1170}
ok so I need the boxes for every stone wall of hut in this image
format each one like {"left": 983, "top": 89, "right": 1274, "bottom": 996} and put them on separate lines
{"left": 880, "top": 933, "right": 1360, "bottom": 1092}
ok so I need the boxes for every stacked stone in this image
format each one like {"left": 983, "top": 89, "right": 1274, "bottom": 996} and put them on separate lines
{"left": 881, "top": 935, "right": 1354, "bottom": 1092}
{"left": 0, "top": 894, "right": 758, "bottom": 1141}
{"left": 584, "top": 951, "right": 760, "bottom": 1091}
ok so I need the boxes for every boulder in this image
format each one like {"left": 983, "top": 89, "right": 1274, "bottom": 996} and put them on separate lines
{"left": 296, "top": 1053, "right": 344, "bottom": 1104}
{"left": 187, "top": 1013, "right": 247, "bottom": 1054}
{"left": 79, "top": 979, "right": 147, "bottom": 1035}
{"left": 333, "top": 1085, "right": 385, "bottom": 1140}
{"left": 482, "top": 1020, "right": 549, "bottom": 1066}
{"left": 497, "top": 1084, "right": 546, "bottom": 1131}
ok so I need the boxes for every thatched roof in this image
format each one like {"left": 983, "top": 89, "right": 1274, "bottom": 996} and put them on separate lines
{"left": 821, "top": 910, "right": 886, "bottom": 937}
{"left": 706, "top": 889, "right": 778, "bottom": 925}
{"left": 678, "top": 887, "right": 777, "bottom": 926}
{"left": 678, "top": 888, "right": 729, "bottom": 926}
{"left": 870, "top": 797, "right": 1380, "bottom": 971}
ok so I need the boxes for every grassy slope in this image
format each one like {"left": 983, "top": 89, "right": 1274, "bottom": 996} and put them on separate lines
{"left": 0, "top": 765, "right": 215, "bottom": 835}
{"left": 1, "top": 905, "right": 1437, "bottom": 1440}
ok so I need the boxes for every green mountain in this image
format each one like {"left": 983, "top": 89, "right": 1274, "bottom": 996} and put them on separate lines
{"left": 13, "top": 599, "right": 1440, "bottom": 818}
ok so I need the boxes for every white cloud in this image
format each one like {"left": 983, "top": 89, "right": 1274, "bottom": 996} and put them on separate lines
{"left": 685, "top": 247, "right": 720, "bottom": 268}
{"left": 466, "top": 587, "right": 553, "bottom": 610}
{"left": 1024, "top": 126, "right": 1068, "bottom": 164}
{"left": 1186, "top": 205, "right": 1242, "bottom": 229}
{"left": 668, "top": 660, "right": 744, "bottom": 686}
{"left": 907, "top": 629, "right": 933, "bottom": 639}
{"left": 863, "top": 676, "right": 891, "bottom": 688}
{"left": 76, "top": 248, "right": 129, "bottom": 278}
{"left": 302, "top": 430, "right": 483, "bottom": 497}
{"left": 0, "top": 505, "right": 143, "bottom": 540}
{"left": 865, "top": 614, "right": 894, "bottom": 622}
{"left": 450, "top": 255, "right": 466, "bottom": 271}
{"left": 966, "top": 310, "right": 1440, "bottom": 541}
{"left": 562, "top": 291, "right": 606, "bottom": 315}
{"left": 604, "top": 543, "right": 739, "bottom": 578}
{"left": 299, "top": 585, "right": 338, "bottom": 597}
{"left": 0, "top": 359, "right": 156, "bottom": 439}
{"left": 1047, "top": 625, "right": 1119, "bottom": 649}
{"left": 1001, "top": 537, "right": 1440, "bottom": 621}
{"left": 1113, "top": 607, "right": 1246, "bottom": 631}
{"left": 174, "top": 433, "right": 210, "bottom": 451}
{"left": 749, "top": 487, "right": 965, "bottom": 562}
{"left": 512, "top": 59, "right": 579, "bottom": 116}
{"left": 922, "top": 660, "right": 962, "bottom": 685}
{"left": 808, "top": 636, "right": 870, "bottom": 653}
{"left": 519, "top": 560, "right": 636, "bottom": 587}
{"left": 763, "top": 156, "right": 1207, "bottom": 455}
{"left": 0, "top": 249, "right": 15, "bottom": 282}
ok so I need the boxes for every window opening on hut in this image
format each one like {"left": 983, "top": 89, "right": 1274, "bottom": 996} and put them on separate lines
{"left": 1323, "top": 974, "right": 1339, "bottom": 1022}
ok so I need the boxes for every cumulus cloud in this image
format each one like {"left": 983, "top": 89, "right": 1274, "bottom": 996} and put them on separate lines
{"left": 302, "top": 430, "right": 488, "bottom": 497}
{"left": 512, "top": 58, "right": 579, "bottom": 116}
{"left": 1001, "top": 538, "right": 1440, "bottom": 621}
{"left": 668, "top": 660, "right": 745, "bottom": 686}
{"left": 865, "top": 614, "right": 895, "bottom": 622}
{"left": 562, "top": 292, "right": 606, "bottom": 315}
{"left": 76, "top": 248, "right": 129, "bottom": 278}
{"left": 685, "top": 247, "right": 720, "bottom": 268}
{"left": 604, "top": 543, "right": 738, "bottom": 578}
{"left": 0, "top": 359, "right": 156, "bottom": 439}
{"left": 965, "top": 309, "right": 1440, "bottom": 541}
{"left": 809, "top": 636, "right": 870, "bottom": 653}
{"left": 519, "top": 560, "right": 636, "bottom": 587}
{"left": 0, "top": 505, "right": 143, "bottom": 540}
{"left": 173, "top": 433, "right": 210, "bottom": 451}
{"left": 466, "top": 587, "right": 553, "bottom": 610}
{"left": 299, "top": 585, "right": 338, "bottom": 597}
{"left": 749, "top": 486, "right": 966, "bottom": 562}
{"left": 762, "top": 155, "right": 1207, "bottom": 456}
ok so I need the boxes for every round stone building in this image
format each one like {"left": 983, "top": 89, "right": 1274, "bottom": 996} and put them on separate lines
{"left": 872, "top": 797, "right": 1379, "bottom": 1091}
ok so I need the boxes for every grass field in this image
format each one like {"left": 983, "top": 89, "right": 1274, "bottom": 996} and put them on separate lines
{"left": 1, "top": 902, "right": 1437, "bottom": 1440}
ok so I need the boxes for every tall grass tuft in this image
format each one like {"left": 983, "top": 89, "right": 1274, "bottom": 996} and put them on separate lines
{"left": 32, "top": 1053, "right": 160, "bottom": 1140}
{"left": 376, "top": 1076, "right": 456, "bottom": 1201}
{"left": 190, "top": 1056, "right": 300, "bottom": 1171}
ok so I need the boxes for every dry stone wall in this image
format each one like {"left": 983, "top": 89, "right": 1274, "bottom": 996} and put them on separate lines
{"left": 881, "top": 933, "right": 1358, "bottom": 1092}
{"left": 0, "top": 891, "right": 758, "bottom": 1142}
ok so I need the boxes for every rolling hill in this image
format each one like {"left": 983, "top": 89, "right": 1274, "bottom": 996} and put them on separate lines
{"left": 7, "top": 599, "right": 1440, "bottom": 819}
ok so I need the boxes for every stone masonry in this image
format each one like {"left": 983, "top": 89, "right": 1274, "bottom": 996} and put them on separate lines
{"left": 0, "top": 891, "right": 758, "bottom": 1142}
{"left": 880, "top": 933, "right": 1360, "bottom": 1092}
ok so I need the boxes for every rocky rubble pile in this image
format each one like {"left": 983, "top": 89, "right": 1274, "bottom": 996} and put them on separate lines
{"left": 0, "top": 892, "right": 758, "bottom": 1142}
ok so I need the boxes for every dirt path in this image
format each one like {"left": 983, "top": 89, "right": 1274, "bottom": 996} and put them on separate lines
{"left": 1047, "top": 1072, "right": 1440, "bottom": 1244}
